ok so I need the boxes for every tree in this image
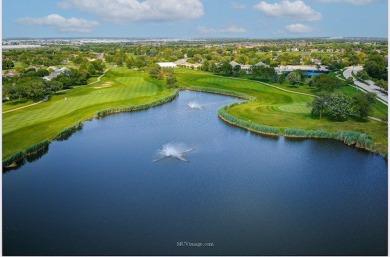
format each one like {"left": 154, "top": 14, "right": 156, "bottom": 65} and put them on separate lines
{"left": 219, "top": 62, "right": 233, "bottom": 76}
{"left": 312, "top": 74, "right": 342, "bottom": 92}
{"left": 36, "top": 68, "right": 49, "bottom": 77}
{"left": 235, "top": 54, "right": 249, "bottom": 65}
{"left": 364, "top": 60, "right": 386, "bottom": 80}
{"left": 147, "top": 64, "right": 161, "bottom": 79}
{"left": 376, "top": 80, "right": 388, "bottom": 92}
{"left": 134, "top": 56, "right": 148, "bottom": 69}
{"left": 356, "top": 70, "right": 369, "bottom": 80}
{"left": 286, "top": 71, "right": 301, "bottom": 86}
{"left": 346, "top": 77, "right": 354, "bottom": 85}
{"left": 193, "top": 54, "right": 203, "bottom": 63}
{"left": 327, "top": 93, "right": 352, "bottom": 121}
{"left": 71, "top": 55, "right": 84, "bottom": 65}
{"left": 233, "top": 65, "right": 241, "bottom": 75}
{"left": 166, "top": 74, "right": 177, "bottom": 88}
{"left": 278, "top": 73, "right": 285, "bottom": 84}
{"left": 309, "top": 93, "right": 330, "bottom": 119}
{"left": 2, "top": 59, "right": 14, "bottom": 69}
{"left": 46, "top": 80, "right": 63, "bottom": 93}
{"left": 252, "top": 65, "right": 276, "bottom": 81}
{"left": 91, "top": 59, "right": 105, "bottom": 72}
{"left": 352, "top": 92, "right": 377, "bottom": 120}
{"left": 201, "top": 60, "right": 210, "bottom": 71}
{"left": 126, "top": 57, "right": 135, "bottom": 69}
{"left": 87, "top": 64, "right": 96, "bottom": 76}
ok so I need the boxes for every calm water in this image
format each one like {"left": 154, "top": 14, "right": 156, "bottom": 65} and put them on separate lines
{"left": 3, "top": 91, "right": 388, "bottom": 256}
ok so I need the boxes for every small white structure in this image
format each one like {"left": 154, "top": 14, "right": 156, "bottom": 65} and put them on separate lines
{"left": 275, "top": 65, "right": 329, "bottom": 74}
{"left": 229, "top": 61, "right": 252, "bottom": 73}
{"left": 254, "top": 62, "right": 269, "bottom": 67}
{"left": 157, "top": 62, "right": 177, "bottom": 68}
{"left": 43, "top": 67, "right": 70, "bottom": 81}
{"left": 174, "top": 58, "right": 201, "bottom": 69}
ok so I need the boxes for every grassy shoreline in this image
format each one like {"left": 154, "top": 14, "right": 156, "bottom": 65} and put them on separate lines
{"left": 175, "top": 69, "right": 387, "bottom": 155}
{"left": 3, "top": 68, "right": 387, "bottom": 167}
{"left": 3, "top": 90, "right": 179, "bottom": 168}
{"left": 179, "top": 85, "right": 381, "bottom": 155}
{"left": 3, "top": 67, "right": 177, "bottom": 160}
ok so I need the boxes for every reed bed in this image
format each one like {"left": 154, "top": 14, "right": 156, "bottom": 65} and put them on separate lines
{"left": 180, "top": 86, "right": 256, "bottom": 101}
{"left": 284, "top": 128, "right": 373, "bottom": 149}
{"left": 218, "top": 106, "right": 281, "bottom": 135}
{"left": 96, "top": 90, "right": 179, "bottom": 118}
{"left": 56, "top": 122, "right": 83, "bottom": 141}
{"left": 3, "top": 140, "right": 50, "bottom": 168}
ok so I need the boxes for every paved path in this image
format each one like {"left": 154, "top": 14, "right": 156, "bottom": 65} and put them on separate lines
{"left": 2, "top": 100, "right": 45, "bottom": 114}
{"left": 87, "top": 68, "right": 110, "bottom": 86}
{"left": 343, "top": 66, "right": 388, "bottom": 105}
{"left": 3, "top": 69, "right": 111, "bottom": 114}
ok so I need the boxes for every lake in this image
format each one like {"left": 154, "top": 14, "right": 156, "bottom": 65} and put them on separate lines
{"left": 3, "top": 91, "right": 387, "bottom": 256}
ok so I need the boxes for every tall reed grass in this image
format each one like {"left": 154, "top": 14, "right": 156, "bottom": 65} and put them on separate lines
{"left": 3, "top": 140, "right": 50, "bottom": 168}
{"left": 96, "top": 90, "right": 179, "bottom": 118}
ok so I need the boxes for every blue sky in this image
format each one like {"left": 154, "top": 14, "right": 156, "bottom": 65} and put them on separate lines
{"left": 3, "top": 0, "right": 388, "bottom": 39}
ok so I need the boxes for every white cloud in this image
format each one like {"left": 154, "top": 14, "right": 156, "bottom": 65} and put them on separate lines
{"left": 254, "top": 0, "right": 322, "bottom": 21}
{"left": 316, "top": 0, "right": 376, "bottom": 4}
{"left": 284, "top": 23, "right": 314, "bottom": 33}
{"left": 59, "top": 0, "right": 204, "bottom": 24}
{"left": 231, "top": 2, "right": 246, "bottom": 9}
{"left": 17, "top": 14, "right": 99, "bottom": 33}
{"left": 197, "top": 25, "right": 247, "bottom": 35}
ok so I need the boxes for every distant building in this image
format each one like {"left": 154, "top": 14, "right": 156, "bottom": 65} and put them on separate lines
{"left": 229, "top": 61, "right": 240, "bottom": 67}
{"left": 157, "top": 62, "right": 177, "bottom": 68}
{"left": 275, "top": 65, "right": 329, "bottom": 75}
{"left": 43, "top": 67, "right": 70, "bottom": 81}
{"left": 174, "top": 58, "right": 201, "bottom": 69}
{"left": 228, "top": 61, "right": 270, "bottom": 74}
{"left": 254, "top": 62, "right": 269, "bottom": 67}
{"left": 229, "top": 61, "right": 252, "bottom": 73}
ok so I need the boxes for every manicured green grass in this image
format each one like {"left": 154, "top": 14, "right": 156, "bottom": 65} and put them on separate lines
{"left": 175, "top": 69, "right": 388, "bottom": 154}
{"left": 3, "top": 99, "right": 37, "bottom": 111}
{"left": 3, "top": 67, "right": 175, "bottom": 159}
{"left": 3, "top": 67, "right": 388, "bottom": 161}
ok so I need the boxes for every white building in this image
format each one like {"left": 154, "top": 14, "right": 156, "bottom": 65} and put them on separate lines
{"left": 229, "top": 61, "right": 270, "bottom": 73}
{"left": 275, "top": 65, "right": 329, "bottom": 74}
{"left": 43, "top": 67, "right": 70, "bottom": 81}
{"left": 229, "top": 61, "right": 252, "bottom": 73}
{"left": 157, "top": 62, "right": 177, "bottom": 68}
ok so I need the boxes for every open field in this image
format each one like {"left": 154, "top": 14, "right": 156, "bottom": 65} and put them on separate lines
{"left": 3, "top": 68, "right": 175, "bottom": 159}
{"left": 175, "top": 69, "right": 388, "bottom": 154}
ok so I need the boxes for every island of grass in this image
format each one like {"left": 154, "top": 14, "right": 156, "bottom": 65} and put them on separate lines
{"left": 2, "top": 67, "right": 388, "bottom": 166}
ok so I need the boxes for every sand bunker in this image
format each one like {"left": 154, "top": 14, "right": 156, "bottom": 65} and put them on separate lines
{"left": 93, "top": 82, "right": 112, "bottom": 89}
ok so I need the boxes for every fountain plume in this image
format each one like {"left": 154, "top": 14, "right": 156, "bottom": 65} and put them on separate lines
{"left": 187, "top": 101, "right": 203, "bottom": 110}
{"left": 153, "top": 143, "right": 195, "bottom": 162}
